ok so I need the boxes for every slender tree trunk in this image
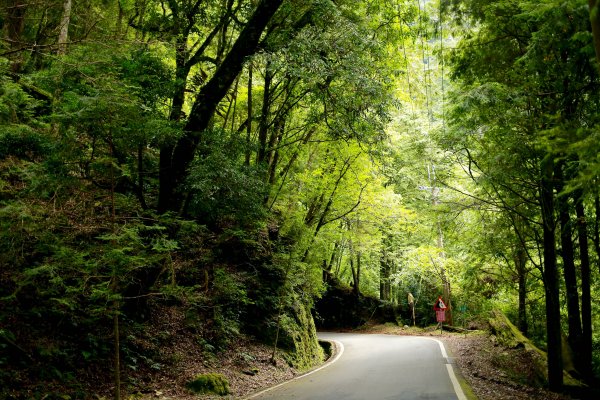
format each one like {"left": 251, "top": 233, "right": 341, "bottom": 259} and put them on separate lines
{"left": 245, "top": 62, "right": 253, "bottom": 166}
{"left": 334, "top": 240, "right": 345, "bottom": 278}
{"left": 137, "top": 144, "right": 147, "bottom": 210}
{"left": 160, "top": 19, "right": 190, "bottom": 212}
{"left": 349, "top": 241, "right": 360, "bottom": 297}
{"left": 157, "top": 0, "right": 284, "bottom": 213}
{"left": 112, "top": 283, "right": 121, "bottom": 400}
{"left": 57, "top": 0, "right": 72, "bottom": 56}
{"left": 540, "top": 155, "right": 563, "bottom": 392}
{"left": 575, "top": 192, "right": 593, "bottom": 380}
{"left": 589, "top": 0, "right": 600, "bottom": 72}
{"left": 356, "top": 251, "right": 362, "bottom": 297}
{"left": 328, "top": 241, "right": 339, "bottom": 273}
{"left": 379, "top": 251, "right": 391, "bottom": 301}
{"left": 109, "top": 135, "right": 120, "bottom": 400}
{"left": 442, "top": 271, "right": 452, "bottom": 326}
{"left": 6, "top": 0, "right": 27, "bottom": 71}
{"left": 515, "top": 243, "right": 528, "bottom": 335}
{"left": 135, "top": 0, "right": 146, "bottom": 41}
{"left": 257, "top": 60, "right": 272, "bottom": 166}
{"left": 266, "top": 118, "right": 283, "bottom": 185}
{"left": 556, "top": 166, "right": 583, "bottom": 369}
{"left": 380, "top": 251, "right": 386, "bottom": 300}
{"left": 594, "top": 194, "right": 600, "bottom": 273}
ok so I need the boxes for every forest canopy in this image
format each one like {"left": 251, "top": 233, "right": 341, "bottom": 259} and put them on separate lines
{"left": 1, "top": 0, "right": 600, "bottom": 398}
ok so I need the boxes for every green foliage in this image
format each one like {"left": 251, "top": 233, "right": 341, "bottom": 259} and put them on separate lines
{"left": 186, "top": 373, "right": 230, "bottom": 395}
{"left": 187, "top": 129, "right": 268, "bottom": 226}
{"left": 0, "top": 68, "right": 41, "bottom": 126}
{"left": 116, "top": 48, "right": 175, "bottom": 111}
{"left": 0, "top": 125, "right": 50, "bottom": 160}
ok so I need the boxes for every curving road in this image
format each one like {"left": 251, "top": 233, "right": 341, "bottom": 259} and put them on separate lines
{"left": 248, "top": 332, "right": 466, "bottom": 400}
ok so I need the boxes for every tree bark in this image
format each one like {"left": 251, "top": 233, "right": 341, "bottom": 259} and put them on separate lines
{"left": 594, "top": 194, "right": 600, "bottom": 273}
{"left": 556, "top": 165, "right": 583, "bottom": 369}
{"left": 589, "top": 0, "right": 600, "bottom": 72}
{"left": 245, "top": 62, "right": 253, "bottom": 166}
{"left": 266, "top": 118, "right": 284, "bottom": 185}
{"left": 540, "top": 155, "right": 563, "bottom": 392}
{"left": 136, "top": 144, "right": 148, "bottom": 210}
{"left": 257, "top": 60, "right": 273, "bottom": 166}
{"left": 379, "top": 250, "right": 391, "bottom": 301}
{"left": 575, "top": 192, "right": 593, "bottom": 379}
{"left": 57, "top": 0, "right": 72, "bottom": 55}
{"left": 355, "top": 250, "right": 362, "bottom": 297}
{"left": 6, "top": 0, "right": 27, "bottom": 71}
{"left": 158, "top": 0, "right": 284, "bottom": 213}
{"left": 349, "top": 240, "right": 360, "bottom": 297}
{"left": 515, "top": 242, "right": 528, "bottom": 335}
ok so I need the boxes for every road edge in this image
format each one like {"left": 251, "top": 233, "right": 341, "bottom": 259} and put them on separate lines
{"left": 423, "top": 337, "right": 476, "bottom": 400}
{"left": 243, "top": 339, "right": 344, "bottom": 399}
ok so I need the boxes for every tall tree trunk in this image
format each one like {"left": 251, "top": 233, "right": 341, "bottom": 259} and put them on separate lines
{"left": 136, "top": 144, "right": 147, "bottom": 210}
{"left": 112, "top": 283, "right": 121, "bottom": 400}
{"left": 594, "top": 194, "right": 600, "bottom": 273}
{"left": 109, "top": 136, "right": 120, "bottom": 400}
{"left": 157, "top": 0, "right": 284, "bottom": 213}
{"left": 57, "top": 0, "right": 72, "bottom": 56}
{"left": 257, "top": 60, "right": 273, "bottom": 166}
{"left": 327, "top": 241, "right": 339, "bottom": 273}
{"left": 575, "top": 192, "right": 593, "bottom": 379}
{"left": 266, "top": 117, "right": 284, "bottom": 186}
{"left": 589, "top": 0, "right": 600, "bottom": 72}
{"left": 349, "top": 241, "right": 360, "bottom": 297}
{"left": 442, "top": 270, "right": 452, "bottom": 326}
{"left": 556, "top": 165, "right": 583, "bottom": 369}
{"left": 355, "top": 250, "right": 362, "bottom": 297}
{"left": 6, "top": 0, "right": 27, "bottom": 71}
{"left": 379, "top": 250, "right": 391, "bottom": 301}
{"left": 245, "top": 62, "right": 253, "bottom": 166}
{"left": 540, "top": 155, "right": 563, "bottom": 392}
{"left": 515, "top": 242, "right": 528, "bottom": 335}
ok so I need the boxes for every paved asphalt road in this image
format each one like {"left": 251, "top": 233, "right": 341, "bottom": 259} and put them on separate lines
{"left": 249, "top": 332, "right": 466, "bottom": 400}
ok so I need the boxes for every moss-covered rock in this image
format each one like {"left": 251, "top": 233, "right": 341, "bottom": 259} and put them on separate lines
{"left": 278, "top": 296, "right": 324, "bottom": 371}
{"left": 186, "top": 373, "right": 230, "bottom": 396}
{"left": 487, "top": 309, "right": 581, "bottom": 387}
{"left": 488, "top": 309, "right": 531, "bottom": 349}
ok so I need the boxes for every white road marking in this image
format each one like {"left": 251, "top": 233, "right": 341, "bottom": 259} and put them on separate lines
{"left": 446, "top": 363, "right": 467, "bottom": 400}
{"left": 423, "top": 337, "right": 467, "bottom": 400}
